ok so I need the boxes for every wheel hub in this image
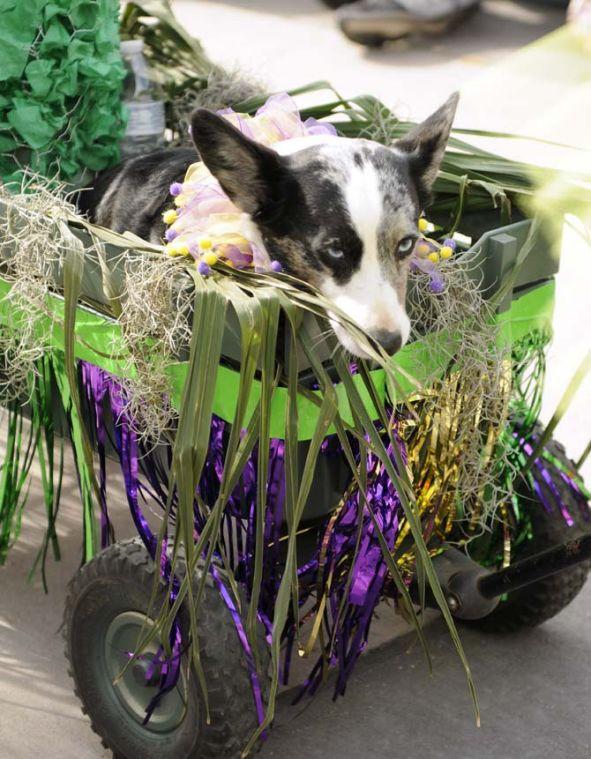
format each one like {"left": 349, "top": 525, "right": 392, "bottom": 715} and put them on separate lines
{"left": 104, "top": 611, "right": 186, "bottom": 733}
{"left": 131, "top": 656, "right": 161, "bottom": 687}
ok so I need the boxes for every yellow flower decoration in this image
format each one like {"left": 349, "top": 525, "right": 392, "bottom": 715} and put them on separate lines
{"left": 203, "top": 251, "right": 218, "bottom": 266}
{"left": 162, "top": 209, "right": 178, "bottom": 225}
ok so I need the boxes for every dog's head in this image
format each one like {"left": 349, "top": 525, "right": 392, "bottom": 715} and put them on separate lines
{"left": 190, "top": 94, "right": 458, "bottom": 358}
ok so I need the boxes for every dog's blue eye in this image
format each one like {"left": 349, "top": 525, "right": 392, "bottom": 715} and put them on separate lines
{"left": 397, "top": 236, "right": 416, "bottom": 257}
{"left": 328, "top": 249, "right": 345, "bottom": 260}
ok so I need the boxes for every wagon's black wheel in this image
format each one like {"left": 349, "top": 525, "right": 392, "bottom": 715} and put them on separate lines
{"left": 467, "top": 431, "right": 590, "bottom": 633}
{"left": 64, "top": 538, "right": 269, "bottom": 758}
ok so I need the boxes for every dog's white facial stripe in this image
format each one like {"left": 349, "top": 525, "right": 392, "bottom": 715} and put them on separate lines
{"left": 319, "top": 156, "right": 411, "bottom": 356}
{"left": 344, "top": 159, "right": 382, "bottom": 265}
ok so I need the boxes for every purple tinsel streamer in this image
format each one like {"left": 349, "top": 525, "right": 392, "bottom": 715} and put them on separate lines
{"left": 81, "top": 364, "right": 184, "bottom": 719}
{"left": 515, "top": 432, "right": 582, "bottom": 527}
{"left": 81, "top": 364, "right": 112, "bottom": 546}
{"left": 79, "top": 360, "right": 591, "bottom": 725}
{"left": 79, "top": 360, "right": 411, "bottom": 710}
{"left": 80, "top": 363, "right": 266, "bottom": 727}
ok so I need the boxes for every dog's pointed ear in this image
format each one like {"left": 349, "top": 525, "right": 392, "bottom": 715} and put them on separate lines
{"left": 395, "top": 92, "right": 459, "bottom": 209}
{"left": 190, "top": 108, "right": 287, "bottom": 218}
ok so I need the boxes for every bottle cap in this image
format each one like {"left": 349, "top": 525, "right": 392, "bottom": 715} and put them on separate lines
{"left": 120, "top": 39, "right": 144, "bottom": 55}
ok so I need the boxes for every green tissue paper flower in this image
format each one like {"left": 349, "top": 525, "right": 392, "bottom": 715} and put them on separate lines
{"left": 0, "top": 0, "right": 126, "bottom": 187}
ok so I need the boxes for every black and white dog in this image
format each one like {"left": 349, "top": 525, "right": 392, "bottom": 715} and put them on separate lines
{"left": 80, "top": 93, "right": 458, "bottom": 358}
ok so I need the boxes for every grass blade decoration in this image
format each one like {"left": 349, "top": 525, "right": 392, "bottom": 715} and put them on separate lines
{"left": 246, "top": 289, "right": 280, "bottom": 666}
{"left": 244, "top": 392, "right": 338, "bottom": 755}
{"left": 296, "top": 324, "right": 433, "bottom": 672}
{"left": 27, "top": 355, "right": 65, "bottom": 591}
{"left": 167, "top": 271, "right": 228, "bottom": 714}
{"left": 60, "top": 222, "right": 105, "bottom": 561}
{"left": 577, "top": 439, "right": 591, "bottom": 471}
{"left": 0, "top": 398, "right": 37, "bottom": 565}
{"left": 330, "top": 351, "right": 479, "bottom": 724}
{"left": 276, "top": 292, "right": 302, "bottom": 635}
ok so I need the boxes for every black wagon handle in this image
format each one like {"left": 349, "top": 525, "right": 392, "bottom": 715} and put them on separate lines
{"left": 478, "top": 532, "right": 591, "bottom": 600}
{"left": 428, "top": 533, "right": 591, "bottom": 621}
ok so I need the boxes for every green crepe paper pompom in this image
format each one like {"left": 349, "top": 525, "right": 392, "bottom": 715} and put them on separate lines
{"left": 0, "top": 0, "right": 126, "bottom": 188}
{"left": 7, "top": 102, "right": 59, "bottom": 149}
{"left": 0, "top": 2, "right": 39, "bottom": 82}
{"left": 25, "top": 60, "right": 54, "bottom": 98}
{"left": 39, "top": 19, "right": 71, "bottom": 54}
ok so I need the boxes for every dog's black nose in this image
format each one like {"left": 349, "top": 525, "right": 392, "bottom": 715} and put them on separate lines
{"left": 374, "top": 329, "right": 402, "bottom": 356}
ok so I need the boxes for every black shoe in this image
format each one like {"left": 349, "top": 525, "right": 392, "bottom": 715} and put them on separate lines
{"left": 337, "top": 0, "right": 480, "bottom": 46}
{"left": 320, "top": 0, "right": 356, "bottom": 7}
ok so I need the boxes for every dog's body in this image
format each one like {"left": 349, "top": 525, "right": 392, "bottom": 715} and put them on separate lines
{"left": 78, "top": 148, "right": 195, "bottom": 245}
{"left": 80, "top": 94, "right": 458, "bottom": 357}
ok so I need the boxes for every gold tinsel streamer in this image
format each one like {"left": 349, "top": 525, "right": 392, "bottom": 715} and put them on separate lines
{"left": 395, "top": 360, "right": 512, "bottom": 574}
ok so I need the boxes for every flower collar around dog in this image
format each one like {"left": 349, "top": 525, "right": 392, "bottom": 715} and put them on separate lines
{"left": 162, "top": 93, "right": 337, "bottom": 275}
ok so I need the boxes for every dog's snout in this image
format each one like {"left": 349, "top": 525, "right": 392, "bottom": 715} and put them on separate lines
{"left": 373, "top": 329, "right": 402, "bottom": 356}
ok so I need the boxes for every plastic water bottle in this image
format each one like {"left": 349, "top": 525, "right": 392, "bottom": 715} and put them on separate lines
{"left": 120, "top": 39, "right": 166, "bottom": 159}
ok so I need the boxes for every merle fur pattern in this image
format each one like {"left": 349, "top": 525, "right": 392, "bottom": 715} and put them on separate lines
{"left": 79, "top": 93, "right": 459, "bottom": 357}
{"left": 77, "top": 148, "right": 195, "bottom": 244}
